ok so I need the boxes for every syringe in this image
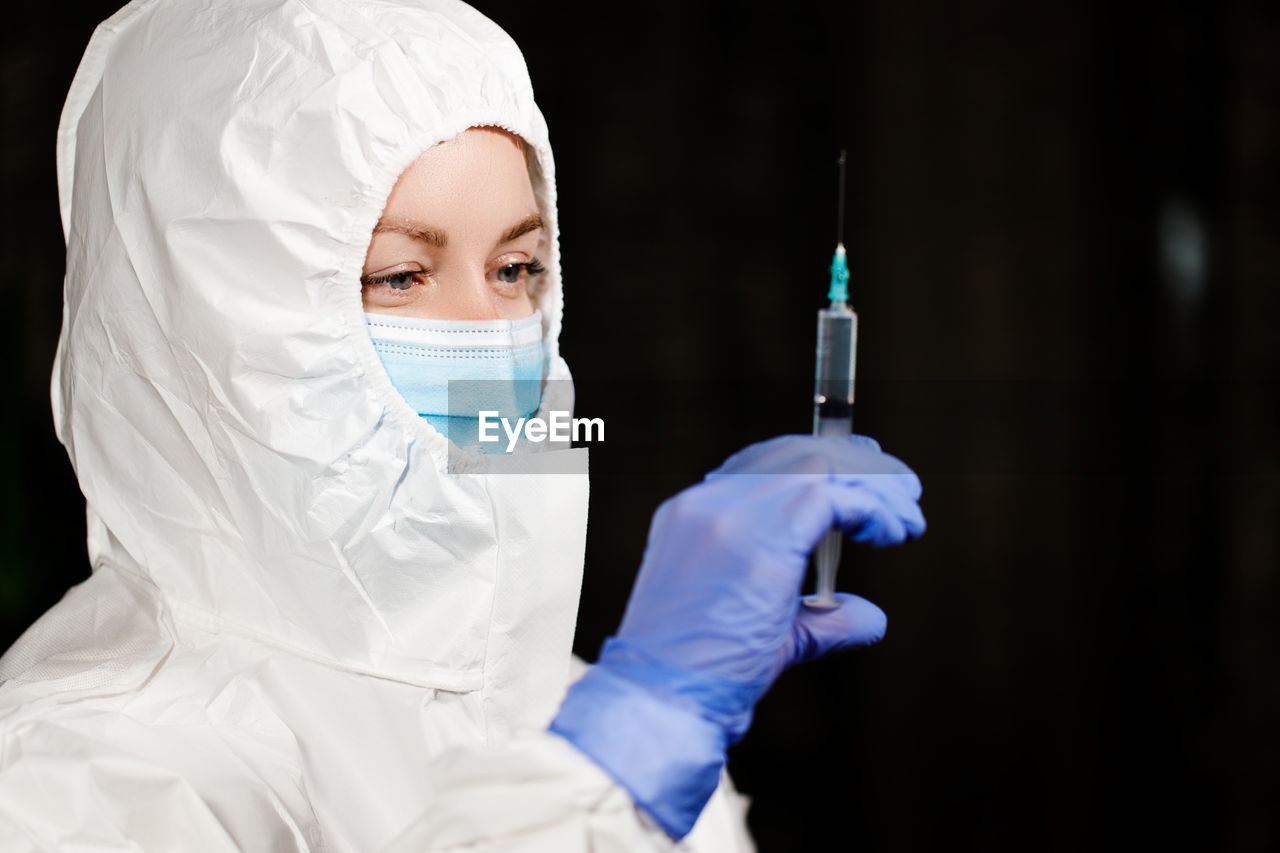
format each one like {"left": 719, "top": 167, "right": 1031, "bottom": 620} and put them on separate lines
{"left": 804, "top": 151, "right": 858, "bottom": 609}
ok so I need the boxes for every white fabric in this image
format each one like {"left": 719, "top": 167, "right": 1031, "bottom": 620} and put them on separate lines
{"left": 0, "top": 0, "right": 754, "bottom": 849}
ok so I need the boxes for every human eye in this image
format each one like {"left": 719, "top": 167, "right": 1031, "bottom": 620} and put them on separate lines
{"left": 490, "top": 257, "right": 546, "bottom": 289}
{"left": 360, "top": 264, "right": 433, "bottom": 304}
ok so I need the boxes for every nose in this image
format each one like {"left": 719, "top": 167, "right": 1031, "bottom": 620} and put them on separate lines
{"left": 449, "top": 266, "right": 503, "bottom": 321}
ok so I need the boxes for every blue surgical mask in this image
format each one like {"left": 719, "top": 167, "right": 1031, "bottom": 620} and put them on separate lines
{"left": 366, "top": 311, "right": 546, "bottom": 451}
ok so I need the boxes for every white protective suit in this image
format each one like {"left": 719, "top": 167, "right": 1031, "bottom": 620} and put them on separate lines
{"left": 0, "top": 0, "right": 754, "bottom": 849}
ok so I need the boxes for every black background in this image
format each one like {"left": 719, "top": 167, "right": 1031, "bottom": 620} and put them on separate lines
{"left": 3, "top": 1, "right": 1278, "bottom": 850}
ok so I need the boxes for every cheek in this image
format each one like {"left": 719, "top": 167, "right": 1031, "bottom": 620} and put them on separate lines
{"left": 501, "top": 292, "right": 536, "bottom": 320}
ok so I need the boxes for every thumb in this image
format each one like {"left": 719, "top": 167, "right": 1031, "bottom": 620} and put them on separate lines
{"left": 789, "top": 593, "right": 887, "bottom": 665}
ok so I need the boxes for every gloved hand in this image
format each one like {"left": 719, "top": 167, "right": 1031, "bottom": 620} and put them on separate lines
{"left": 550, "top": 435, "right": 925, "bottom": 839}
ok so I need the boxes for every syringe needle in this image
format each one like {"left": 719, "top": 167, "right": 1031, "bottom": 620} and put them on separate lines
{"left": 827, "top": 151, "right": 850, "bottom": 304}
{"left": 836, "top": 149, "right": 847, "bottom": 247}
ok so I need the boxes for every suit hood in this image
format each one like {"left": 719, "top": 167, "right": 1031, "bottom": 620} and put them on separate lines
{"left": 51, "top": 0, "right": 588, "bottom": 731}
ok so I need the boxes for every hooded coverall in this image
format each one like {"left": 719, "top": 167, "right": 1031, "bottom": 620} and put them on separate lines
{"left": 0, "top": 0, "right": 755, "bottom": 849}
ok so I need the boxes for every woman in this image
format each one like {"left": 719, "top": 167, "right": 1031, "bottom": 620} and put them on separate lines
{"left": 0, "top": 0, "right": 925, "bottom": 849}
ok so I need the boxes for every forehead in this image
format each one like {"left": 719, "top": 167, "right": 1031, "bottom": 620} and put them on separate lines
{"left": 382, "top": 127, "right": 535, "bottom": 220}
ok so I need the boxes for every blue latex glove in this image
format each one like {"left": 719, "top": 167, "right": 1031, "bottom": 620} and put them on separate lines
{"left": 550, "top": 435, "right": 925, "bottom": 838}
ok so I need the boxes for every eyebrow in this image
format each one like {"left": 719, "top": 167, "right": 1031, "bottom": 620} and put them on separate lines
{"left": 498, "top": 213, "right": 544, "bottom": 244}
{"left": 372, "top": 213, "right": 544, "bottom": 249}
{"left": 372, "top": 221, "right": 447, "bottom": 248}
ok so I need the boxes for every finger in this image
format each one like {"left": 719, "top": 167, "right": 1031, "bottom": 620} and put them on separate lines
{"left": 717, "top": 444, "right": 920, "bottom": 498}
{"left": 768, "top": 476, "right": 918, "bottom": 550}
{"left": 789, "top": 593, "right": 887, "bottom": 663}
{"left": 832, "top": 468, "right": 925, "bottom": 537}
{"left": 828, "top": 472, "right": 921, "bottom": 514}
{"left": 853, "top": 480, "right": 925, "bottom": 539}
{"left": 902, "top": 500, "right": 926, "bottom": 538}
{"left": 711, "top": 436, "right": 923, "bottom": 504}
{"left": 829, "top": 451, "right": 922, "bottom": 500}
{"left": 876, "top": 453, "right": 923, "bottom": 501}
{"left": 828, "top": 486, "right": 920, "bottom": 546}
{"left": 849, "top": 434, "right": 882, "bottom": 453}
{"left": 706, "top": 435, "right": 822, "bottom": 478}
{"left": 731, "top": 470, "right": 925, "bottom": 551}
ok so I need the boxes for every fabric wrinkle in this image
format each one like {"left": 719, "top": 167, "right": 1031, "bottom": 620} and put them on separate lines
{"left": 1, "top": 1, "right": 752, "bottom": 849}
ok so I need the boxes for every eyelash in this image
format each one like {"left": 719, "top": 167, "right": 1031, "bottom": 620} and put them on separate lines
{"left": 361, "top": 270, "right": 427, "bottom": 290}
{"left": 360, "top": 259, "right": 547, "bottom": 291}
{"left": 499, "top": 258, "right": 546, "bottom": 282}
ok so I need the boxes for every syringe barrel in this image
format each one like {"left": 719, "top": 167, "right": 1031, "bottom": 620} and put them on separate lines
{"left": 813, "top": 303, "right": 857, "bottom": 436}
